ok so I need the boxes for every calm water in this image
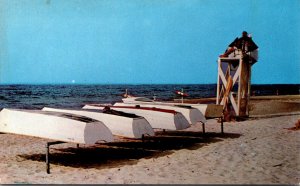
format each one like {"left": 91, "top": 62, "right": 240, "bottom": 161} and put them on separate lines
{"left": 0, "top": 84, "right": 299, "bottom": 109}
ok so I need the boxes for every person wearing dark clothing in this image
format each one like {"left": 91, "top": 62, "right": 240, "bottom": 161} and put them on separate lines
{"left": 219, "top": 31, "right": 258, "bottom": 57}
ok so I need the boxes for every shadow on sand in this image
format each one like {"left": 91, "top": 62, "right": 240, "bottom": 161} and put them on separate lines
{"left": 18, "top": 131, "right": 241, "bottom": 169}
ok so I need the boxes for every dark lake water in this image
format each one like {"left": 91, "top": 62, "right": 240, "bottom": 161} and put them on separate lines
{"left": 0, "top": 84, "right": 299, "bottom": 109}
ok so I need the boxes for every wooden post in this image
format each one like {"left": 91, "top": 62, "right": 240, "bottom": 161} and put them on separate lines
{"left": 247, "top": 63, "right": 252, "bottom": 115}
{"left": 238, "top": 59, "right": 250, "bottom": 116}
{"left": 216, "top": 59, "right": 221, "bottom": 105}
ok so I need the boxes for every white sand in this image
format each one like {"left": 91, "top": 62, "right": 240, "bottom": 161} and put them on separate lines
{"left": 0, "top": 114, "right": 299, "bottom": 184}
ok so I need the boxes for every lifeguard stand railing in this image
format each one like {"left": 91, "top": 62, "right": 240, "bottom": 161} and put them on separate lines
{"left": 216, "top": 48, "right": 258, "bottom": 117}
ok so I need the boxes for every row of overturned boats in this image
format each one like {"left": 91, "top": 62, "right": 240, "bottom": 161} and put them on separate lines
{"left": 0, "top": 95, "right": 223, "bottom": 145}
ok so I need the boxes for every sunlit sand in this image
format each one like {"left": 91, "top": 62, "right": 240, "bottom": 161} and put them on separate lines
{"left": 0, "top": 96, "right": 299, "bottom": 184}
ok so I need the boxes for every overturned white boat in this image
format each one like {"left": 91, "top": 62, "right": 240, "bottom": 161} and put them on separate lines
{"left": 114, "top": 100, "right": 206, "bottom": 124}
{"left": 121, "top": 97, "right": 222, "bottom": 118}
{"left": 0, "top": 108, "right": 114, "bottom": 144}
{"left": 82, "top": 104, "right": 190, "bottom": 130}
{"left": 42, "top": 107, "right": 154, "bottom": 139}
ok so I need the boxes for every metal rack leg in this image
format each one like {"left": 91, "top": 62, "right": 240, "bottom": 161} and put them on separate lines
{"left": 46, "top": 141, "right": 65, "bottom": 174}
{"left": 46, "top": 143, "right": 50, "bottom": 174}
{"left": 221, "top": 117, "right": 224, "bottom": 134}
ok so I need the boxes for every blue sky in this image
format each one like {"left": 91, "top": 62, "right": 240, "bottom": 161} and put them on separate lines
{"left": 0, "top": 0, "right": 299, "bottom": 84}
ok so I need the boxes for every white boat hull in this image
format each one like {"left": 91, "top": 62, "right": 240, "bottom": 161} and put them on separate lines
{"left": 82, "top": 105, "right": 190, "bottom": 130}
{"left": 174, "top": 103, "right": 223, "bottom": 118}
{"left": 122, "top": 97, "right": 222, "bottom": 118}
{"left": 114, "top": 102, "right": 206, "bottom": 124}
{"left": 42, "top": 107, "right": 154, "bottom": 139}
{"left": 0, "top": 109, "right": 114, "bottom": 144}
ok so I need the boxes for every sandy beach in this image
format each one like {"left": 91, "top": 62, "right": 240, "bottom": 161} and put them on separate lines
{"left": 0, "top": 96, "right": 299, "bottom": 184}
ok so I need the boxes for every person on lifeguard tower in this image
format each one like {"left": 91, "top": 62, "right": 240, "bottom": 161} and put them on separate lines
{"left": 219, "top": 31, "right": 258, "bottom": 58}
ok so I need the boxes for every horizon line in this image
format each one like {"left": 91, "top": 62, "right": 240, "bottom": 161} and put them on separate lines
{"left": 0, "top": 83, "right": 299, "bottom": 86}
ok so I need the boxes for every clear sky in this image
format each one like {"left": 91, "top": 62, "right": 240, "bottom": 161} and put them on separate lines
{"left": 0, "top": 0, "right": 299, "bottom": 84}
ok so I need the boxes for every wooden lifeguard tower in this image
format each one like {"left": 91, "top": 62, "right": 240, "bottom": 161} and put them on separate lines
{"left": 216, "top": 37, "right": 259, "bottom": 118}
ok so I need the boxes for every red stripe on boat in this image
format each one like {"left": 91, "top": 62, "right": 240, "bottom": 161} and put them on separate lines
{"left": 90, "top": 104, "right": 177, "bottom": 114}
